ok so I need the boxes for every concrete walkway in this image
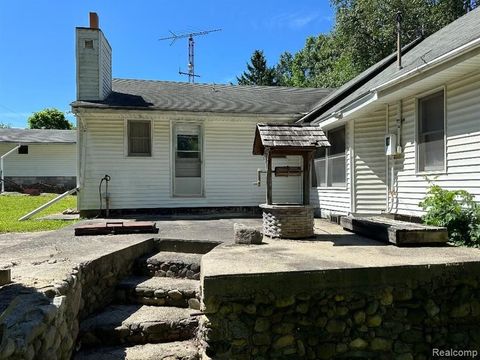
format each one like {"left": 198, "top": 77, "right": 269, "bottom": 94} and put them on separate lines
{"left": 0, "top": 217, "right": 261, "bottom": 289}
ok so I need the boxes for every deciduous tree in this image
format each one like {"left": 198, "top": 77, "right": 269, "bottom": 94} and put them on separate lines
{"left": 28, "top": 108, "right": 72, "bottom": 130}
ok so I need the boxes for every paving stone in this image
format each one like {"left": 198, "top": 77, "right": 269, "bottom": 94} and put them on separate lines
{"left": 78, "top": 305, "right": 198, "bottom": 347}
{"left": 74, "top": 340, "right": 199, "bottom": 359}
{"left": 117, "top": 276, "right": 199, "bottom": 307}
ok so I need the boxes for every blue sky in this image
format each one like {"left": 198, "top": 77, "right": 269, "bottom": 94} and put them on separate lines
{"left": 0, "top": 1, "right": 334, "bottom": 128}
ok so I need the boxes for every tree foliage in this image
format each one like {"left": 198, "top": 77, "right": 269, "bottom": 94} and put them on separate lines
{"left": 237, "top": 1, "right": 476, "bottom": 88}
{"left": 0, "top": 122, "right": 11, "bottom": 129}
{"left": 332, "top": 0, "right": 472, "bottom": 72}
{"left": 237, "top": 50, "right": 277, "bottom": 86}
{"left": 28, "top": 108, "right": 72, "bottom": 130}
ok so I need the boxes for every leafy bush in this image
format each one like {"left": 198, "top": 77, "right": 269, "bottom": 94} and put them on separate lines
{"left": 419, "top": 185, "right": 480, "bottom": 247}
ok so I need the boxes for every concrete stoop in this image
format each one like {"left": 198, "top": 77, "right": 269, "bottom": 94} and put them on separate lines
{"left": 74, "top": 248, "right": 206, "bottom": 360}
{"left": 341, "top": 215, "right": 448, "bottom": 245}
{"left": 74, "top": 340, "right": 199, "bottom": 360}
{"left": 116, "top": 276, "right": 200, "bottom": 308}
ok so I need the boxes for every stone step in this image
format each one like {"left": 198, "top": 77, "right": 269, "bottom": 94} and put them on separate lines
{"left": 341, "top": 215, "right": 448, "bottom": 245}
{"left": 136, "top": 252, "right": 202, "bottom": 280}
{"left": 74, "top": 341, "right": 199, "bottom": 360}
{"left": 116, "top": 276, "right": 200, "bottom": 308}
{"left": 78, "top": 305, "right": 198, "bottom": 347}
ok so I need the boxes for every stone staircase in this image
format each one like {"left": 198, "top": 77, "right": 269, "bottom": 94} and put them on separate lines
{"left": 74, "top": 248, "right": 204, "bottom": 360}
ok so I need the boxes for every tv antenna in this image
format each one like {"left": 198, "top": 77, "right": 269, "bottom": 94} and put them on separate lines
{"left": 159, "top": 28, "right": 222, "bottom": 83}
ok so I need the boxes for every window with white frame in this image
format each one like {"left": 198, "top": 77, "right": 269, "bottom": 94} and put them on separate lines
{"left": 312, "top": 126, "right": 346, "bottom": 187}
{"left": 417, "top": 90, "right": 445, "bottom": 172}
{"left": 127, "top": 120, "right": 151, "bottom": 156}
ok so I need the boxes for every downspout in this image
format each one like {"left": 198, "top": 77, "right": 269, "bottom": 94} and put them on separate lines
{"left": 385, "top": 105, "right": 390, "bottom": 213}
{"left": 1, "top": 144, "right": 21, "bottom": 193}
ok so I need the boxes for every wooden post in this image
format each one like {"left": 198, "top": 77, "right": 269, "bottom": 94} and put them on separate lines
{"left": 266, "top": 149, "right": 272, "bottom": 205}
{"left": 303, "top": 152, "right": 311, "bottom": 205}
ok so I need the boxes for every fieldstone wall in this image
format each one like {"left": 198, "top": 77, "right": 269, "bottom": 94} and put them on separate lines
{"left": 202, "top": 263, "right": 480, "bottom": 359}
{"left": 0, "top": 239, "right": 154, "bottom": 360}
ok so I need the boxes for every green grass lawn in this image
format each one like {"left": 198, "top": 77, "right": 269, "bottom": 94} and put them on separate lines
{"left": 0, "top": 194, "right": 78, "bottom": 234}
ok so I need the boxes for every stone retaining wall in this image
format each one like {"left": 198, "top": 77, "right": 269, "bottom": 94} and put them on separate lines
{"left": 202, "top": 263, "right": 480, "bottom": 359}
{"left": 4, "top": 176, "right": 76, "bottom": 193}
{"left": 0, "top": 239, "right": 154, "bottom": 359}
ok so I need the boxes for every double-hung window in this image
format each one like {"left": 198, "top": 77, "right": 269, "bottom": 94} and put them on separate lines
{"left": 417, "top": 90, "right": 445, "bottom": 172}
{"left": 313, "top": 126, "right": 346, "bottom": 187}
{"left": 127, "top": 120, "right": 151, "bottom": 157}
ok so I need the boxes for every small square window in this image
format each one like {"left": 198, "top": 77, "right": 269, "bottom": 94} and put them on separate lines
{"left": 84, "top": 40, "right": 94, "bottom": 49}
{"left": 128, "top": 120, "right": 151, "bottom": 157}
{"left": 18, "top": 145, "right": 28, "bottom": 154}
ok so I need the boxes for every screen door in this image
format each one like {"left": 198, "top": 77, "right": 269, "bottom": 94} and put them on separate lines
{"left": 174, "top": 124, "right": 202, "bottom": 196}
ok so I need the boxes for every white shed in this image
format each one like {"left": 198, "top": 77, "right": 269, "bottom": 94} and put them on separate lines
{"left": 0, "top": 129, "right": 76, "bottom": 193}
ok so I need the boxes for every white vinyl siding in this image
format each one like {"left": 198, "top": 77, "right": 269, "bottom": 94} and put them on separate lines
{"left": 77, "top": 112, "right": 301, "bottom": 210}
{"left": 353, "top": 107, "right": 387, "bottom": 214}
{"left": 387, "top": 71, "right": 480, "bottom": 216}
{"left": 310, "top": 122, "right": 351, "bottom": 216}
{"left": 0, "top": 143, "right": 76, "bottom": 177}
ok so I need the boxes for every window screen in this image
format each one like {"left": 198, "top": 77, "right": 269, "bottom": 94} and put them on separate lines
{"left": 128, "top": 120, "right": 151, "bottom": 156}
{"left": 312, "top": 126, "right": 346, "bottom": 187}
{"left": 418, "top": 91, "right": 445, "bottom": 171}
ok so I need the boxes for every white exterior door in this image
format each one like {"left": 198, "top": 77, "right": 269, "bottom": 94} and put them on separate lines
{"left": 173, "top": 124, "right": 203, "bottom": 196}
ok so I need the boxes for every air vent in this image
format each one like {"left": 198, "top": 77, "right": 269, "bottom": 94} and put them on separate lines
{"left": 84, "top": 40, "right": 94, "bottom": 49}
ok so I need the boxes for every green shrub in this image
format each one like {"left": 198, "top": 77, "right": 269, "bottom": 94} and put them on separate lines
{"left": 419, "top": 185, "right": 480, "bottom": 247}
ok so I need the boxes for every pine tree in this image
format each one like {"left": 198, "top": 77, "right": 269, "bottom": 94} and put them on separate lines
{"left": 237, "top": 50, "right": 277, "bottom": 86}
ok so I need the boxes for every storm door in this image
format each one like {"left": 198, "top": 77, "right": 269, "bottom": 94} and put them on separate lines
{"left": 173, "top": 124, "right": 203, "bottom": 196}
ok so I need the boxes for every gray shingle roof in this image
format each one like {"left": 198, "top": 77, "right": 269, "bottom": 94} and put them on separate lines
{"left": 72, "top": 79, "right": 333, "bottom": 116}
{"left": 253, "top": 123, "right": 330, "bottom": 155}
{"left": 304, "top": 7, "right": 480, "bottom": 122}
{"left": 0, "top": 129, "right": 76, "bottom": 144}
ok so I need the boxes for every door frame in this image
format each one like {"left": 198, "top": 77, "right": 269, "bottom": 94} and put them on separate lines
{"left": 171, "top": 121, "right": 205, "bottom": 197}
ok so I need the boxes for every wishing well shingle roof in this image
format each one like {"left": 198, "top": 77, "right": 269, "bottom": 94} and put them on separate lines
{"left": 72, "top": 79, "right": 333, "bottom": 116}
{"left": 0, "top": 129, "right": 76, "bottom": 144}
{"left": 253, "top": 123, "right": 330, "bottom": 155}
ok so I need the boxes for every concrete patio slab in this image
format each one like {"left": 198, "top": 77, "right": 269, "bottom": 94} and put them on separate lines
{"left": 202, "top": 219, "right": 480, "bottom": 279}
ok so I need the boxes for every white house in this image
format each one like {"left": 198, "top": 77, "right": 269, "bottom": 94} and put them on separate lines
{"left": 71, "top": 14, "right": 332, "bottom": 216}
{"left": 0, "top": 129, "right": 76, "bottom": 192}
{"left": 303, "top": 8, "right": 480, "bottom": 218}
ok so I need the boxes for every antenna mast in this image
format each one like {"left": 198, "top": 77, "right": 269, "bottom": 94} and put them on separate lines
{"left": 159, "top": 28, "right": 221, "bottom": 83}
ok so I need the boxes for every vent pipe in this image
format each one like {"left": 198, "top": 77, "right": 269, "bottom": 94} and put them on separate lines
{"left": 396, "top": 11, "right": 402, "bottom": 70}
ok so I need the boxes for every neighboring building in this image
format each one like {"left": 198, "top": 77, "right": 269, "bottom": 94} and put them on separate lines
{"left": 302, "top": 8, "right": 480, "bottom": 218}
{"left": 0, "top": 129, "right": 77, "bottom": 192}
{"left": 71, "top": 14, "right": 332, "bottom": 215}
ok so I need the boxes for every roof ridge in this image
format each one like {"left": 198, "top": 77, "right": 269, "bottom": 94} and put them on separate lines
{"left": 112, "top": 78, "right": 333, "bottom": 92}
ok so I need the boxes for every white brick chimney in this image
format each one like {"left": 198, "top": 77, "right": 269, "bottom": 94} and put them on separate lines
{"left": 76, "top": 12, "right": 112, "bottom": 101}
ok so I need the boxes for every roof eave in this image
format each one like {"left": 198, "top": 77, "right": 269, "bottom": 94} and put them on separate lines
{"left": 312, "top": 35, "right": 480, "bottom": 127}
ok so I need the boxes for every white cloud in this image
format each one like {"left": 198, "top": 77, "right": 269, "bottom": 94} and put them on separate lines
{"left": 265, "top": 11, "right": 330, "bottom": 30}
